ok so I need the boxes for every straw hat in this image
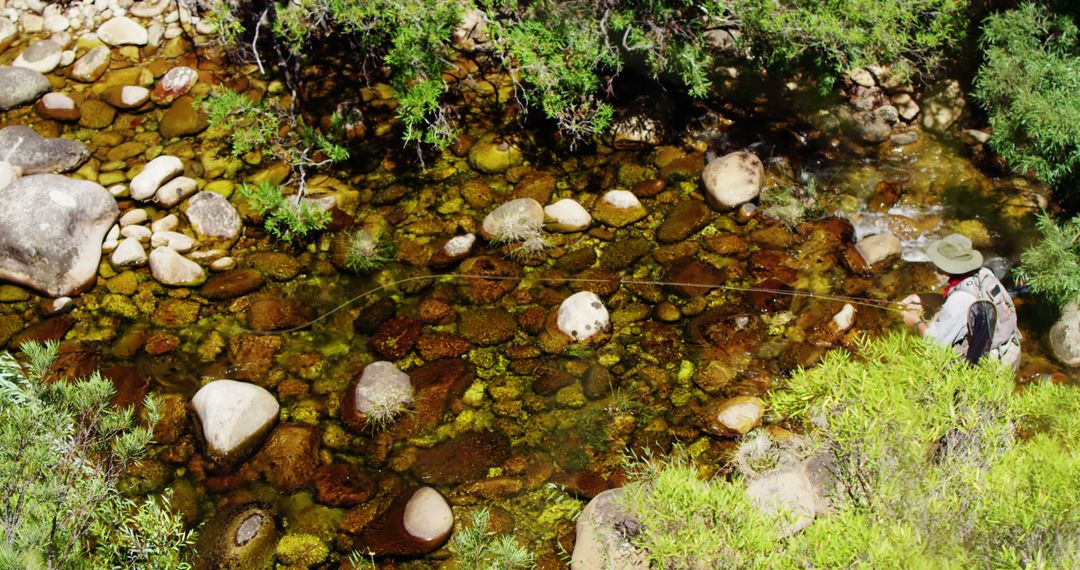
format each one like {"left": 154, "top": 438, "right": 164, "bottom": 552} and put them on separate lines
{"left": 925, "top": 233, "right": 983, "bottom": 274}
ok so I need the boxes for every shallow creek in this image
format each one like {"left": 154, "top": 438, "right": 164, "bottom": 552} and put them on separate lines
{"left": 0, "top": 28, "right": 1069, "bottom": 568}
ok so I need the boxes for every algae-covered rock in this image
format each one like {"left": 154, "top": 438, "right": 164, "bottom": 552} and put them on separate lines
{"left": 159, "top": 95, "right": 208, "bottom": 139}
{"left": 468, "top": 133, "right": 523, "bottom": 174}
{"left": 194, "top": 503, "right": 279, "bottom": 570}
{"left": 275, "top": 533, "right": 328, "bottom": 567}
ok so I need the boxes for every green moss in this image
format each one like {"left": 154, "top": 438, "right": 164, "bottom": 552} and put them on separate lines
{"left": 101, "top": 293, "right": 140, "bottom": 319}
{"left": 463, "top": 380, "right": 487, "bottom": 407}
{"left": 105, "top": 271, "right": 139, "bottom": 295}
{"left": 275, "top": 533, "right": 328, "bottom": 566}
{"left": 554, "top": 385, "right": 586, "bottom": 408}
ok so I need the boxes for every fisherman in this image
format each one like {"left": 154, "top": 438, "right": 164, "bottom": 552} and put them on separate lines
{"left": 899, "top": 234, "right": 1021, "bottom": 372}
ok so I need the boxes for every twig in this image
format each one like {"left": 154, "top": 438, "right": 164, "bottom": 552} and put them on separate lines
{"left": 252, "top": 7, "right": 268, "bottom": 75}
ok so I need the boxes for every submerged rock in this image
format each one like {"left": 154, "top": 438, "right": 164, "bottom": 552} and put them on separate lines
{"left": 0, "top": 174, "right": 117, "bottom": 296}
{"left": 341, "top": 361, "right": 414, "bottom": 431}
{"left": 131, "top": 155, "right": 183, "bottom": 201}
{"left": 0, "top": 125, "right": 89, "bottom": 174}
{"left": 702, "top": 151, "right": 763, "bottom": 210}
{"left": 185, "top": 191, "right": 241, "bottom": 242}
{"left": 149, "top": 246, "right": 206, "bottom": 286}
{"left": 190, "top": 379, "right": 280, "bottom": 463}
{"left": 352, "top": 486, "right": 454, "bottom": 557}
{"left": 557, "top": 291, "right": 609, "bottom": 342}
{"left": 468, "top": 133, "right": 523, "bottom": 174}
{"left": 13, "top": 40, "right": 61, "bottom": 74}
{"left": 593, "top": 190, "right": 646, "bottom": 227}
{"left": 701, "top": 395, "right": 765, "bottom": 436}
{"left": 69, "top": 46, "right": 111, "bottom": 82}
{"left": 194, "top": 503, "right": 279, "bottom": 570}
{"left": 97, "top": 16, "right": 149, "bottom": 46}
{"left": 482, "top": 197, "right": 544, "bottom": 240}
{"left": 544, "top": 198, "right": 592, "bottom": 232}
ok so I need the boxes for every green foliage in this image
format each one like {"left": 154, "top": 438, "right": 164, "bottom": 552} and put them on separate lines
{"left": 1014, "top": 211, "right": 1080, "bottom": 307}
{"left": 617, "top": 450, "right": 778, "bottom": 567}
{"left": 973, "top": 3, "right": 1080, "bottom": 188}
{"left": 449, "top": 509, "right": 534, "bottom": 570}
{"left": 760, "top": 172, "right": 821, "bottom": 228}
{"left": 0, "top": 341, "right": 195, "bottom": 569}
{"left": 239, "top": 181, "right": 331, "bottom": 243}
{"left": 616, "top": 334, "right": 1080, "bottom": 567}
{"left": 203, "top": 0, "right": 246, "bottom": 48}
{"left": 728, "top": 0, "right": 969, "bottom": 86}
{"left": 343, "top": 228, "right": 396, "bottom": 273}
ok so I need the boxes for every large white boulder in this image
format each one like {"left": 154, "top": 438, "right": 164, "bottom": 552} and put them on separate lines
{"left": 190, "top": 379, "right": 279, "bottom": 462}
{"left": 702, "top": 151, "right": 763, "bottom": 210}
{"left": 96, "top": 16, "right": 148, "bottom": 46}
{"left": 557, "top": 291, "right": 609, "bottom": 342}
{"left": 0, "top": 174, "right": 117, "bottom": 296}
{"left": 0, "top": 125, "right": 89, "bottom": 174}
{"left": 544, "top": 198, "right": 591, "bottom": 232}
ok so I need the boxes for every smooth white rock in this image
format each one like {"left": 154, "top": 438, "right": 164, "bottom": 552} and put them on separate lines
{"left": 402, "top": 487, "right": 454, "bottom": 541}
{"left": 557, "top": 291, "right": 609, "bottom": 342}
{"left": 190, "top": 379, "right": 279, "bottom": 459}
{"left": 544, "top": 198, "right": 591, "bottom": 232}
{"left": 118, "top": 208, "right": 147, "bottom": 226}
{"left": 150, "top": 230, "right": 194, "bottom": 252}
{"left": 153, "top": 175, "right": 197, "bottom": 207}
{"left": 602, "top": 189, "right": 641, "bottom": 209}
{"left": 110, "top": 237, "right": 146, "bottom": 267}
{"left": 59, "top": 49, "right": 75, "bottom": 66}
{"left": 120, "top": 224, "right": 151, "bottom": 242}
{"left": 0, "top": 160, "right": 17, "bottom": 191}
{"left": 442, "top": 233, "right": 475, "bottom": 257}
{"left": 481, "top": 197, "right": 544, "bottom": 241}
{"left": 702, "top": 151, "right": 764, "bottom": 210}
{"left": 855, "top": 233, "right": 901, "bottom": 266}
{"left": 210, "top": 256, "right": 234, "bottom": 271}
{"left": 121, "top": 85, "right": 150, "bottom": 107}
{"left": 832, "top": 303, "right": 856, "bottom": 332}
{"left": 150, "top": 213, "right": 178, "bottom": 233}
{"left": 129, "top": 155, "right": 182, "bottom": 200}
{"left": 353, "top": 361, "right": 413, "bottom": 416}
{"left": 96, "top": 16, "right": 147, "bottom": 46}
{"left": 148, "top": 246, "right": 205, "bottom": 286}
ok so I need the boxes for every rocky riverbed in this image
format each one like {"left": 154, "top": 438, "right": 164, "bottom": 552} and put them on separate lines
{"left": 0, "top": 0, "right": 1071, "bottom": 567}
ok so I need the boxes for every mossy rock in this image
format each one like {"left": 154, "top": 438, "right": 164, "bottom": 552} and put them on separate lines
{"left": 458, "top": 308, "right": 517, "bottom": 346}
{"left": 106, "top": 271, "right": 139, "bottom": 295}
{"left": 101, "top": 293, "right": 140, "bottom": 319}
{"left": 0, "top": 284, "right": 31, "bottom": 302}
{"left": 246, "top": 252, "right": 302, "bottom": 281}
{"left": 78, "top": 99, "right": 116, "bottom": 129}
{"left": 151, "top": 298, "right": 201, "bottom": 328}
{"left": 275, "top": 533, "right": 328, "bottom": 567}
{"left": 468, "top": 133, "right": 523, "bottom": 174}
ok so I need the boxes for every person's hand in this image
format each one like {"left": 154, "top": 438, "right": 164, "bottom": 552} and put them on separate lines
{"left": 899, "top": 294, "right": 924, "bottom": 328}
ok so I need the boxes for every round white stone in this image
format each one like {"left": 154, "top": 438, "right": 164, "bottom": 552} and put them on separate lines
{"left": 118, "top": 208, "right": 147, "bottom": 226}
{"left": 150, "top": 213, "right": 179, "bottom": 233}
{"left": 702, "top": 151, "right": 764, "bottom": 210}
{"left": 443, "top": 233, "right": 475, "bottom": 257}
{"left": 120, "top": 85, "right": 149, "bottom": 106}
{"left": 110, "top": 237, "right": 146, "bottom": 266}
{"left": 120, "top": 224, "right": 151, "bottom": 242}
{"left": 41, "top": 92, "right": 75, "bottom": 110}
{"left": 557, "top": 291, "right": 609, "bottom": 342}
{"left": 354, "top": 361, "right": 413, "bottom": 415}
{"left": 150, "top": 230, "right": 194, "bottom": 252}
{"left": 601, "top": 190, "right": 641, "bottom": 209}
{"left": 130, "top": 155, "right": 182, "bottom": 201}
{"left": 96, "top": 16, "right": 147, "bottom": 46}
{"left": 402, "top": 487, "right": 453, "bottom": 542}
{"left": 482, "top": 198, "right": 544, "bottom": 240}
{"left": 544, "top": 198, "right": 592, "bottom": 232}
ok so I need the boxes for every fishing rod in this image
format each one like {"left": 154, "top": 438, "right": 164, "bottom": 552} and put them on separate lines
{"left": 247, "top": 272, "right": 911, "bottom": 335}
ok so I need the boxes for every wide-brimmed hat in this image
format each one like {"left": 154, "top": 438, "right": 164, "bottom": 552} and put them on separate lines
{"left": 925, "top": 233, "right": 983, "bottom": 274}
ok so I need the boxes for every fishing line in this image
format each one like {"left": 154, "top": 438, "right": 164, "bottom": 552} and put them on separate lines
{"left": 246, "top": 272, "right": 908, "bottom": 335}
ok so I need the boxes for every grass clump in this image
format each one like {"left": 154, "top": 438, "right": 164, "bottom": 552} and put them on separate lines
{"left": 759, "top": 172, "right": 821, "bottom": 228}
{"left": 449, "top": 509, "right": 534, "bottom": 570}
{"left": 343, "top": 229, "right": 396, "bottom": 274}
{"left": 973, "top": 3, "right": 1080, "bottom": 190}
{"left": 0, "top": 341, "right": 195, "bottom": 569}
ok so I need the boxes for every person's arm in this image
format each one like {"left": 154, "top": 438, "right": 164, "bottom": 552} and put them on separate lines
{"left": 923, "top": 291, "right": 977, "bottom": 347}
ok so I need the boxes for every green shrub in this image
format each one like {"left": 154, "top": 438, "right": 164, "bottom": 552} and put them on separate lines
{"left": 449, "top": 509, "right": 534, "bottom": 569}
{"left": 728, "top": 0, "right": 969, "bottom": 86}
{"left": 616, "top": 334, "right": 1080, "bottom": 567}
{"left": 0, "top": 341, "right": 195, "bottom": 569}
{"left": 973, "top": 3, "right": 1080, "bottom": 188}
{"left": 1013, "top": 211, "right": 1080, "bottom": 307}
{"left": 239, "top": 181, "right": 332, "bottom": 243}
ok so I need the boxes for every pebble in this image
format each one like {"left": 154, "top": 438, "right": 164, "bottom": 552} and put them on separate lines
{"left": 120, "top": 225, "right": 151, "bottom": 242}
{"left": 154, "top": 175, "right": 197, "bottom": 207}
{"left": 130, "top": 155, "right": 182, "bottom": 201}
{"left": 110, "top": 237, "right": 147, "bottom": 267}
{"left": 210, "top": 256, "right": 235, "bottom": 271}
{"left": 150, "top": 213, "right": 178, "bottom": 233}
{"left": 96, "top": 15, "right": 148, "bottom": 46}
{"left": 43, "top": 14, "right": 68, "bottom": 32}
{"left": 118, "top": 208, "right": 147, "bottom": 226}
{"left": 150, "top": 230, "right": 194, "bottom": 252}
{"left": 557, "top": 291, "right": 609, "bottom": 342}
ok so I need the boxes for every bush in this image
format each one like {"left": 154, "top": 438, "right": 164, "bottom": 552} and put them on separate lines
{"left": 616, "top": 334, "right": 1080, "bottom": 567}
{"left": 728, "top": 0, "right": 969, "bottom": 87}
{"left": 449, "top": 509, "right": 534, "bottom": 569}
{"left": 1013, "top": 211, "right": 1080, "bottom": 306}
{"left": 0, "top": 342, "right": 195, "bottom": 569}
{"left": 973, "top": 3, "right": 1080, "bottom": 188}
{"left": 239, "top": 181, "right": 332, "bottom": 243}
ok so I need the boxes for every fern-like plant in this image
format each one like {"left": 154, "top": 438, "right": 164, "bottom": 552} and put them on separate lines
{"left": 450, "top": 509, "right": 534, "bottom": 570}
{"left": 1014, "top": 211, "right": 1080, "bottom": 307}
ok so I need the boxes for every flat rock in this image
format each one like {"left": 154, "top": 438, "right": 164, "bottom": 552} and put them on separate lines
{"left": 159, "top": 95, "right": 208, "bottom": 139}
{"left": 0, "top": 126, "right": 89, "bottom": 175}
{"left": 0, "top": 174, "right": 118, "bottom": 296}
{"left": 151, "top": 66, "right": 198, "bottom": 105}
{"left": 13, "top": 40, "right": 62, "bottom": 74}
{"left": 200, "top": 268, "right": 265, "bottom": 300}
{"left": 35, "top": 93, "right": 80, "bottom": 122}
{"left": 102, "top": 85, "right": 151, "bottom": 109}
{"left": 0, "top": 66, "right": 50, "bottom": 111}
{"left": 97, "top": 16, "right": 148, "bottom": 46}
{"left": 69, "top": 46, "right": 111, "bottom": 82}
{"left": 185, "top": 191, "right": 241, "bottom": 242}
{"left": 571, "top": 488, "right": 648, "bottom": 570}
{"left": 149, "top": 246, "right": 205, "bottom": 286}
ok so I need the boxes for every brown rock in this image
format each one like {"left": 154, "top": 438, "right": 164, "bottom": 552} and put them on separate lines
{"left": 48, "top": 341, "right": 99, "bottom": 382}
{"left": 200, "top": 268, "right": 266, "bottom": 300}
{"left": 417, "top": 297, "right": 454, "bottom": 324}
{"left": 78, "top": 99, "right": 115, "bottom": 129}
{"left": 369, "top": 316, "right": 422, "bottom": 360}
{"left": 351, "top": 486, "right": 453, "bottom": 557}
{"left": 416, "top": 332, "right": 471, "bottom": 360}
{"left": 868, "top": 180, "right": 902, "bottom": 213}
{"left": 10, "top": 315, "right": 75, "bottom": 349}
{"left": 461, "top": 476, "right": 525, "bottom": 499}
{"left": 151, "top": 298, "right": 201, "bottom": 327}
{"left": 457, "top": 256, "right": 519, "bottom": 304}
{"left": 315, "top": 463, "right": 376, "bottom": 507}
{"left": 143, "top": 331, "right": 180, "bottom": 355}
{"left": 159, "top": 95, "right": 208, "bottom": 139}
{"left": 458, "top": 308, "right": 516, "bottom": 346}
{"left": 227, "top": 333, "right": 283, "bottom": 385}
{"left": 666, "top": 258, "right": 723, "bottom": 297}
{"left": 101, "top": 365, "right": 150, "bottom": 409}
{"left": 513, "top": 171, "right": 556, "bottom": 204}
{"left": 411, "top": 431, "right": 510, "bottom": 485}
{"left": 631, "top": 178, "right": 666, "bottom": 198}
{"left": 746, "top": 278, "right": 793, "bottom": 313}
{"left": 245, "top": 297, "right": 313, "bottom": 332}
{"left": 251, "top": 423, "right": 320, "bottom": 492}
{"left": 656, "top": 199, "right": 711, "bottom": 243}
{"left": 246, "top": 251, "right": 302, "bottom": 281}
